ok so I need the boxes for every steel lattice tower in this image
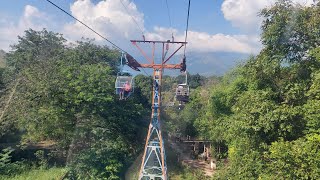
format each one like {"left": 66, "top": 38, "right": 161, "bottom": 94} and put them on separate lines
{"left": 139, "top": 68, "right": 166, "bottom": 179}
{"left": 128, "top": 40, "right": 187, "bottom": 180}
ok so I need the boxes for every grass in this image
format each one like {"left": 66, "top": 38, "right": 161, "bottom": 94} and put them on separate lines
{"left": 0, "top": 167, "right": 67, "bottom": 180}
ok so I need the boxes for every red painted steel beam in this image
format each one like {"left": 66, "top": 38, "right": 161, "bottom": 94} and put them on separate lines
{"left": 131, "top": 40, "right": 187, "bottom": 44}
{"left": 163, "top": 44, "right": 184, "bottom": 64}
{"left": 132, "top": 41, "right": 153, "bottom": 64}
{"left": 139, "top": 64, "right": 181, "bottom": 69}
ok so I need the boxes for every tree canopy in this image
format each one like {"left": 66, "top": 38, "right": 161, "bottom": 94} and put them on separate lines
{"left": 172, "top": 1, "right": 320, "bottom": 179}
{"left": 0, "top": 29, "right": 150, "bottom": 179}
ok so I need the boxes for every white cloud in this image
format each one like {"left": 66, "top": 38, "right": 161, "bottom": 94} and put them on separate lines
{"left": 24, "top": 5, "right": 42, "bottom": 18}
{"left": 221, "top": 0, "right": 315, "bottom": 33}
{"left": 0, "top": 5, "right": 49, "bottom": 51}
{"left": 63, "top": 0, "right": 260, "bottom": 55}
{"left": 146, "top": 27, "right": 261, "bottom": 54}
{"left": 187, "top": 32, "right": 260, "bottom": 54}
{"left": 221, "top": 0, "right": 270, "bottom": 32}
{"left": 0, "top": 0, "right": 276, "bottom": 55}
{"left": 63, "top": 0, "right": 144, "bottom": 52}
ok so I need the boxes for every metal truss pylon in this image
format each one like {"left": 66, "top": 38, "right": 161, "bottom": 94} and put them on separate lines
{"left": 139, "top": 69, "right": 167, "bottom": 180}
{"left": 130, "top": 39, "right": 187, "bottom": 180}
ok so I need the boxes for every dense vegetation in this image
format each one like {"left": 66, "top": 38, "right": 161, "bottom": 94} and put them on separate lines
{"left": 173, "top": 1, "right": 320, "bottom": 179}
{"left": 1, "top": 0, "right": 320, "bottom": 179}
{"left": 0, "top": 50, "right": 5, "bottom": 90}
{"left": 0, "top": 50, "right": 5, "bottom": 68}
{"left": 0, "top": 29, "right": 151, "bottom": 179}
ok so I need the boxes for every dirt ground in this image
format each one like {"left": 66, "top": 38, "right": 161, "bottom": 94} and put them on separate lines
{"left": 125, "top": 137, "right": 216, "bottom": 179}
{"left": 168, "top": 138, "right": 215, "bottom": 177}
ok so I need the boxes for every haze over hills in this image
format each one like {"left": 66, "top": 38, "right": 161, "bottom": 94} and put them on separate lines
{"left": 124, "top": 51, "right": 251, "bottom": 77}
{"left": 186, "top": 52, "right": 251, "bottom": 76}
{"left": 0, "top": 47, "right": 250, "bottom": 76}
{"left": 0, "top": 46, "right": 250, "bottom": 77}
{"left": 158, "top": 52, "right": 251, "bottom": 77}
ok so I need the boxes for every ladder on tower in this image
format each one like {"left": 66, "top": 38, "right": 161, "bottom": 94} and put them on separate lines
{"left": 129, "top": 40, "right": 187, "bottom": 180}
{"left": 139, "top": 69, "right": 167, "bottom": 180}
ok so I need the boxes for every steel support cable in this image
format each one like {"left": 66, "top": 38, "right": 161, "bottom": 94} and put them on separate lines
{"left": 141, "top": 68, "right": 150, "bottom": 77}
{"left": 45, "top": 0, "right": 128, "bottom": 54}
{"left": 165, "top": 0, "right": 174, "bottom": 38}
{"left": 119, "top": 0, "right": 145, "bottom": 36}
{"left": 183, "top": 0, "right": 191, "bottom": 55}
{"left": 46, "top": 0, "right": 147, "bottom": 77}
{"left": 118, "top": 0, "right": 150, "bottom": 77}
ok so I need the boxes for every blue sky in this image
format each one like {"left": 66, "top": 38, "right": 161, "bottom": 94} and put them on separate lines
{"left": 0, "top": 0, "right": 237, "bottom": 34}
{"left": 0, "top": 0, "right": 314, "bottom": 55}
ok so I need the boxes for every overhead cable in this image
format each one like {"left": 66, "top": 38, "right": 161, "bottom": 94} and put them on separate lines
{"left": 165, "top": 0, "right": 174, "bottom": 38}
{"left": 183, "top": 0, "right": 191, "bottom": 55}
{"left": 141, "top": 68, "right": 150, "bottom": 77}
{"left": 45, "top": 0, "right": 128, "bottom": 53}
{"left": 120, "top": 0, "right": 145, "bottom": 36}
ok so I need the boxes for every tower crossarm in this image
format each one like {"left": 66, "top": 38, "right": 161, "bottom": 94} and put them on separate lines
{"left": 139, "top": 64, "right": 182, "bottom": 69}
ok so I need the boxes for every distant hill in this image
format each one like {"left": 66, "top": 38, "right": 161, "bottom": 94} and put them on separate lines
{"left": 133, "top": 52, "right": 251, "bottom": 77}
{"left": 186, "top": 52, "right": 250, "bottom": 76}
{"left": 0, "top": 50, "right": 6, "bottom": 68}
{"left": 160, "top": 52, "right": 251, "bottom": 76}
{"left": 0, "top": 48, "right": 251, "bottom": 75}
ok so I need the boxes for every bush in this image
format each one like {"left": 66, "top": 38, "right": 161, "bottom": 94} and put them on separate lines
{"left": 0, "top": 147, "right": 30, "bottom": 177}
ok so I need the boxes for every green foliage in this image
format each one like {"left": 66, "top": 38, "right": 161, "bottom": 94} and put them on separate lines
{"left": 34, "top": 150, "right": 48, "bottom": 169}
{"left": 0, "top": 148, "right": 30, "bottom": 177}
{"left": 303, "top": 47, "right": 320, "bottom": 134}
{"left": 3, "top": 167, "right": 67, "bottom": 180}
{"left": 169, "top": 166, "right": 207, "bottom": 180}
{"left": 214, "top": 138, "right": 265, "bottom": 179}
{"left": 0, "top": 49, "right": 5, "bottom": 68}
{"left": 262, "top": 134, "right": 320, "bottom": 179}
{"left": 162, "top": 72, "right": 211, "bottom": 137}
{"left": 182, "top": 1, "right": 320, "bottom": 178}
{"left": 0, "top": 67, "right": 4, "bottom": 90}
{"left": 180, "top": 169, "right": 206, "bottom": 180}
{"left": 260, "top": 0, "right": 320, "bottom": 63}
{"left": 0, "top": 29, "right": 150, "bottom": 179}
{"left": 2, "top": 1, "right": 320, "bottom": 178}
{"left": 0, "top": 50, "right": 5, "bottom": 90}
{"left": 0, "top": 148, "right": 14, "bottom": 172}
{"left": 133, "top": 74, "right": 153, "bottom": 107}
{"left": 176, "top": 73, "right": 206, "bottom": 89}
{"left": 161, "top": 75, "right": 176, "bottom": 92}
{"left": 6, "top": 29, "right": 66, "bottom": 72}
